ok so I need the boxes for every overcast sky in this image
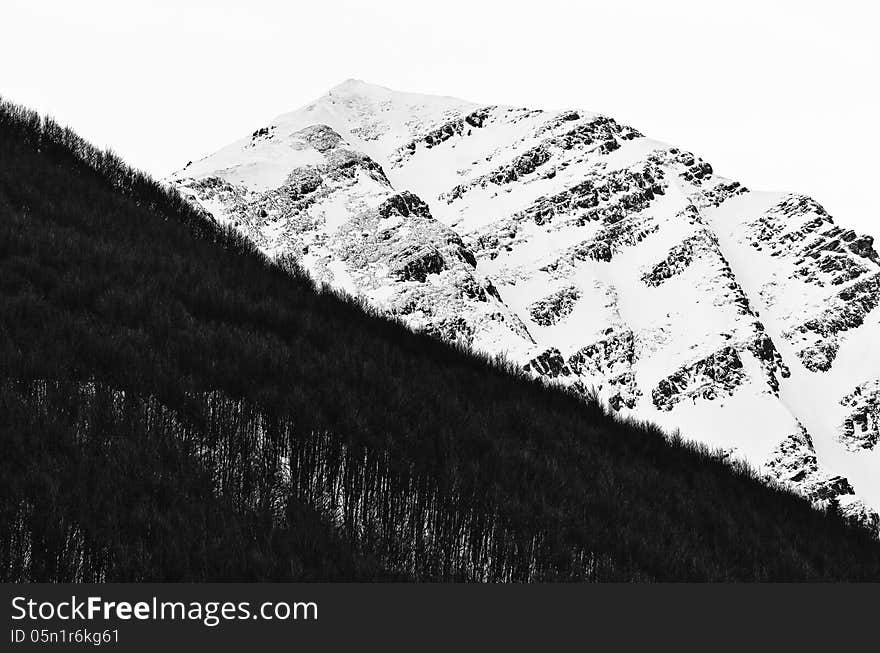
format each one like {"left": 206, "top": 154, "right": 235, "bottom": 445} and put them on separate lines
{"left": 2, "top": 0, "right": 877, "bottom": 236}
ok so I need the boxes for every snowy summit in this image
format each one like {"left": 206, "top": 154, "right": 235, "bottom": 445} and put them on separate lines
{"left": 169, "top": 80, "right": 880, "bottom": 528}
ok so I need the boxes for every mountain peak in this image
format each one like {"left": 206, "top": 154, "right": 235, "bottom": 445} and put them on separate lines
{"left": 329, "top": 77, "right": 374, "bottom": 92}
{"left": 322, "top": 79, "right": 474, "bottom": 110}
{"left": 170, "top": 86, "right": 880, "bottom": 529}
{"left": 327, "top": 78, "right": 404, "bottom": 99}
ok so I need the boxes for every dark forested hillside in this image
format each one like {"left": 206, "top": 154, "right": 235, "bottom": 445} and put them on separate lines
{"left": 1, "top": 99, "right": 879, "bottom": 582}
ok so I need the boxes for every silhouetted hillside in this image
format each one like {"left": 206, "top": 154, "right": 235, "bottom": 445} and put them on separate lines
{"left": 1, "top": 99, "right": 879, "bottom": 581}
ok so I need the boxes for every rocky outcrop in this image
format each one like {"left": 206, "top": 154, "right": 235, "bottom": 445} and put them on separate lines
{"left": 785, "top": 272, "right": 880, "bottom": 372}
{"left": 642, "top": 230, "right": 717, "bottom": 287}
{"left": 838, "top": 380, "right": 880, "bottom": 451}
{"left": 473, "top": 162, "right": 666, "bottom": 260}
{"left": 567, "top": 329, "right": 640, "bottom": 410}
{"left": 391, "top": 107, "right": 495, "bottom": 165}
{"left": 540, "top": 214, "right": 660, "bottom": 271}
{"left": 377, "top": 191, "right": 433, "bottom": 221}
{"left": 528, "top": 286, "right": 581, "bottom": 326}
{"left": 657, "top": 148, "right": 713, "bottom": 183}
{"left": 840, "top": 501, "right": 880, "bottom": 532}
{"left": 248, "top": 124, "right": 276, "bottom": 146}
{"left": 390, "top": 246, "right": 447, "bottom": 283}
{"left": 523, "top": 348, "right": 571, "bottom": 378}
{"left": 330, "top": 192, "right": 533, "bottom": 347}
{"left": 746, "top": 195, "right": 878, "bottom": 286}
{"left": 296, "top": 124, "right": 344, "bottom": 152}
{"left": 694, "top": 180, "right": 748, "bottom": 208}
{"left": 747, "top": 331, "right": 790, "bottom": 393}
{"left": 764, "top": 425, "right": 855, "bottom": 503}
{"left": 524, "top": 164, "right": 665, "bottom": 228}
{"left": 652, "top": 346, "right": 746, "bottom": 411}
{"left": 440, "top": 115, "right": 641, "bottom": 202}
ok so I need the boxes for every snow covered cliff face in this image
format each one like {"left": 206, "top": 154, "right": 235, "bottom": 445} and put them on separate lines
{"left": 170, "top": 79, "right": 880, "bottom": 529}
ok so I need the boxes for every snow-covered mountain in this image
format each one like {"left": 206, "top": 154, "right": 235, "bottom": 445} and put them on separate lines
{"left": 169, "top": 79, "right": 880, "bottom": 528}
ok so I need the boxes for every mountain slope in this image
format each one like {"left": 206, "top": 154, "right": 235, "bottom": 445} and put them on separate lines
{"left": 4, "top": 99, "right": 880, "bottom": 581}
{"left": 171, "top": 80, "right": 880, "bottom": 526}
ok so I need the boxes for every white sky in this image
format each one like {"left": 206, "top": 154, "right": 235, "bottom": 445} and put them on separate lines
{"left": 2, "top": 0, "right": 878, "bottom": 237}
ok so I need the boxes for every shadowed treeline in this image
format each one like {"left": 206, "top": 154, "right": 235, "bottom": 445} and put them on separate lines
{"left": 2, "top": 98, "right": 880, "bottom": 581}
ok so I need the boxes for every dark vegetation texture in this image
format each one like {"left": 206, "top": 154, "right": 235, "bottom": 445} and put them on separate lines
{"left": 1, "top": 99, "right": 880, "bottom": 582}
